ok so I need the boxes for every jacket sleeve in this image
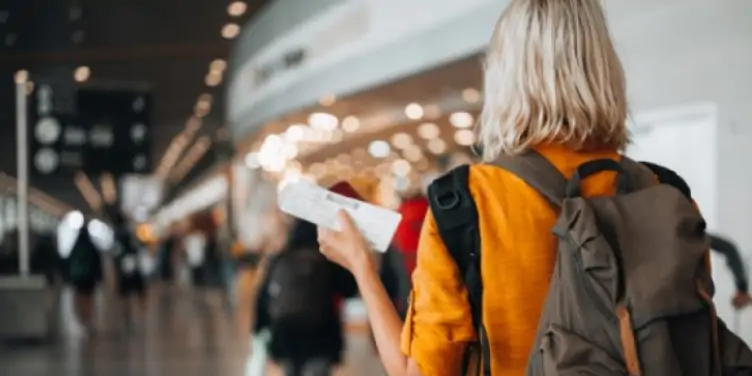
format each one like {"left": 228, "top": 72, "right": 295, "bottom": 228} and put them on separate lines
{"left": 708, "top": 233, "right": 749, "bottom": 293}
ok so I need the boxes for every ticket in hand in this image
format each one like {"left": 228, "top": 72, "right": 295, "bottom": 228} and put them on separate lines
{"left": 278, "top": 180, "right": 402, "bottom": 253}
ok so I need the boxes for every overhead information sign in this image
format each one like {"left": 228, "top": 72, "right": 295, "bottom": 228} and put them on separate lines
{"left": 29, "top": 85, "right": 153, "bottom": 177}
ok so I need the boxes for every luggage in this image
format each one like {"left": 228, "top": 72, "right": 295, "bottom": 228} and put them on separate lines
{"left": 265, "top": 249, "right": 334, "bottom": 330}
{"left": 429, "top": 152, "right": 752, "bottom": 375}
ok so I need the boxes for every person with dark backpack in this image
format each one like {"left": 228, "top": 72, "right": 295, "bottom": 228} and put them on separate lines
{"left": 68, "top": 224, "right": 103, "bottom": 331}
{"left": 254, "top": 182, "right": 359, "bottom": 376}
{"left": 314, "top": 1, "right": 752, "bottom": 375}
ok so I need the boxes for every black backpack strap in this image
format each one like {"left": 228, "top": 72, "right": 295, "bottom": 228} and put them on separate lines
{"left": 427, "top": 165, "right": 489, "bottom": 376}
{"left": 638, "top": 161, "right": 692, "bottom": 200}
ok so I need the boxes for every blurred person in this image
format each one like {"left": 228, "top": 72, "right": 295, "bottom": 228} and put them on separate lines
{"left": 315, "top": 1, "right": 752, "bottom": 376}
{"left": 31, "top": 232, "right": 62, "bottom": 286}
{"left": 253, "top": 182, "right": 359, "bottom": 376}
{"left": 111, "top": 212, "right": 147, "bottom": 327}
{"left": 709, "top": 233, "right": 751, "bottom": 309}
{"left": 158, "top": 230, "right": 178, "bottom": 287}
{"left": 67, "top": 224, "right": 103, "bottom": 331}
{"left": 184, "top": 231, "right": 207, "bottom": 288}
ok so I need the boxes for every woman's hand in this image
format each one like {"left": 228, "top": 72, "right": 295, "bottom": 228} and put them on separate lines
{"left": 317, "top": 210, "right": 374, "bottom": 276}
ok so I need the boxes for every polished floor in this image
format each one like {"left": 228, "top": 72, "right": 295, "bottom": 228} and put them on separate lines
{"left": 0, "top": 286, "right": 385, "bottom": 376}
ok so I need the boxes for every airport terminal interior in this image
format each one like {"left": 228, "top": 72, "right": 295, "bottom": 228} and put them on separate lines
{"left": 1, "top": 0, "right": 751, "bottom": 375}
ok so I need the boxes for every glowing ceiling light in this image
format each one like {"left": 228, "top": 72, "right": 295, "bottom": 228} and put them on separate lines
{"left": 245, "top": 152, "right": 259, "bottom": 169}
{"left": 341, "top": 116, "right": 360, "bottom": 133}
{"left": 454, "top": 129, "right": 475, "bottom": 146}
{"left": 428, "top": 138, "right": 447, "bottom": 155}
{"left": 461, "top": 88, "right": 481, "bottom": 103}
{"left": 14, "top": 69, "right": 28, "bottom": 84}
{"left": 73, "top": 66, "right": 90, "bottom": 82}
{"left": 262, "top": 134, "right": 283, "bottom": 151}
{"left": 391, "top": 159, "right": 412, "bottom": 177}
{"left": 308, "top": 112, "right": 339, "bottom": 131}
{"left": 368, "top": 140, "right": 391, "bottom": 159}
{"left": 319, "top": 94, "right": 337, "bottom": 107}
{"left": 404, "top": 145, "right": 423, "bottom": 162}
{"left": 391, "top": 132, "right": 413, "bottom": 150}
{"left": 210, "top": 59, "right": 227, "bottom": 73}
{"left": 281, "top": 143, "right": 298, "bottom": 160}
{"left": 450, "top": 111, "right": 474, "bottom": 129}
{"left": 228, "top": 1, "right": 248, "bottom": 17}
{"left": 205, "top": 71, "right": 222, "bottom": 87}
{"left": 284, "top": 124, "right": 306, "bottom": 143}
{"left": 405, "top": 103, "right": 424, "bottom": 120}
{"left": 417, "top": 122, "right": 440, "bottom": 140}
{"left": 221, "top": 23, "right": 241, "bottom": 39}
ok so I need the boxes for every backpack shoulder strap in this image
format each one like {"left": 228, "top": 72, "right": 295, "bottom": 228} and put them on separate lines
{"left": 427, "top": 165, "right": 489, "bottom": 375}
{"left": 494, "top": 151, "right": 567, "bottom": 207}
{"left": 637, "top": 161, "right": 692, "bottom": 200}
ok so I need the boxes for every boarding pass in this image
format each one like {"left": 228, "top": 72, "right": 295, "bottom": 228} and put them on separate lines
{"left": 278, "top": 180, "right": 402, "bottom": 253}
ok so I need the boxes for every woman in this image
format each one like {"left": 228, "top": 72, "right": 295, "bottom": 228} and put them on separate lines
{"left": 254, "top": 218, "right": 357, "bottom": 376}
{"left": 318, "top": 0, "right": 632, "bottom": 375}
{"left": 68, "top": 225, "right": 103, "bottom": 330}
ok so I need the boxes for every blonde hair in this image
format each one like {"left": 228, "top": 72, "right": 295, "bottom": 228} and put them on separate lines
{"left": 478, "top": 0, "right": 629, "bottom": 160}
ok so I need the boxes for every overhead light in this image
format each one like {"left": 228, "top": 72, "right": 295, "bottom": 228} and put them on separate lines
{"left": 185, "top": 116, "right": 202, "bottom": 133}
{"left": 210, "top": 59, "right": 227, "bottom": 73}
{"left": 245, "top": 152, "right": 259, "bottom": 169}
{"left": 417, "top": 122, "right": 440, "bottom": 140}
{"left": 319, "top": 94, "right": 337, "bottom": 107}
{"left": 281, "top": 143, "right": 298, "bottom": 161}
{"left": 428, "top": 138, "right": 447, "bottom": 155}
{"left": 74, "top": 66, "right": 90, "bottom": 82}
{"left": 228, "top": 1, "right": 248, "bottom": 17}
{"left": 261, "top": 134, "right": 283, "bottom": 151}
{"left": 222, "top": 23, "right": 241, "bottom": 39}
{"left": 14, "top": 69, "right": 28, "bottom": 84}
{"left": 450, "top": 112, "right": 474, "bottom": 129}
{"left": 391, "top": 159, "right": 412, "bottom": 177}
{"left": 194, "top": 94, "right": 213, "bottom": 116}
{"left": 284, "top": 124, "right": 307, "bottom": 143}
{"left": 404, "top": 145, "right": 423, "bottom": 162}
{"left": 368, "top": 140, "right": 391, "bottom": 159}
{"left": 205, "top": 71, "right": 222, "bottom": 87}
{"left": 461, "top": 88, "right": 481, "bottom": 103}
{"left": 342, "top": 116, "right": 360, "bottom": 133}
{"left": 454, "top": 129, "right": 475, "bottom": 146}
{"left": 405, "top": 103, "right": 424, "bottom": 120}
{"left": 308, "top": 112, "right": 338, "bottom": 131}
{"left": 391, "top": 132, "right": 413, "bottom": 150}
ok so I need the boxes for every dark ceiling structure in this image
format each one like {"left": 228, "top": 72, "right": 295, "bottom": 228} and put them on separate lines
{"left": 0, "top": 0, "right": 269, "bottom": 214}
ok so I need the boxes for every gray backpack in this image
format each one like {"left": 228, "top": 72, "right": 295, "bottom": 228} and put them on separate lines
{"left": 428, "top": 152, "right": 752, "bottom": 376}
